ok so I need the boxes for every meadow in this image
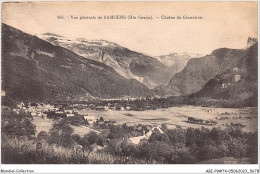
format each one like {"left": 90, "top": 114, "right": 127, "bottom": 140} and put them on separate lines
{"left": 76, "top": 106, "right": 257, "bottom": 132}
{"left": 31, "top": 106, "right": 257, "bottom": 137}
{"left": 32, "top": 117, "right": 100, "bottom": 136}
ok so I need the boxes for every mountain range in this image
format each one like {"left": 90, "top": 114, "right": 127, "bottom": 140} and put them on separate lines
{"left": 1, "top": 23, "right": 258, "bottom": 106}
{"left": 166, "top": 40, "right": 258, "bottom": 98}
{"left": 1, "top": 24, "right": 154, "bottom": 103}
{"left": 38, "top": 33, "right": 173, "bottom": 89}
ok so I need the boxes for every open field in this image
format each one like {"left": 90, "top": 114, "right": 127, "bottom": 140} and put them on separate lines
{"left": 32, "top": 117, "right": 54, "bottom": 134}
{"left": 78, "top": 106, "right": 258, "bottom": 132}
{"left": 32, "top": 117, "right": 99, "bottom": 136}
{"left": 32, "top": 106, "right": 257, "bottom": 136}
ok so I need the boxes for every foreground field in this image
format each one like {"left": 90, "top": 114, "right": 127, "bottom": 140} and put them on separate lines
{"left": 1, "top": 136, "right": 149, "bottom": 164}
{"left": 3, "top": 107, "right": 257, "bottom": 164}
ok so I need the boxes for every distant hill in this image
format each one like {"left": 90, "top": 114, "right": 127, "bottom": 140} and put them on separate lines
{"left": 38, "top": 34, "right": 173, "bottom": 88}
{"left": 1, "top": 24, "right": 153, "bottom": 104}
{"left": 166, "top": 40, "right": 258, "bottom": 97}
{"left": 156, "top": 52, "right": 203, "bottom": 75}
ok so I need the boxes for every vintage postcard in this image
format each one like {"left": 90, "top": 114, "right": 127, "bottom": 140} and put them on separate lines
{"left": 1, "top": 1, "right": 259, "bottom": 173}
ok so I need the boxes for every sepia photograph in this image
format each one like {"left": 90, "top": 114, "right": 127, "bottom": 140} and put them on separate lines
{"left": 0, "top": 1, "right": 259, "bottom": 173}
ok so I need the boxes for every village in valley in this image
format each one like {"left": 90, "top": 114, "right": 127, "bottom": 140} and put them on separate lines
{"left": 9, "top": 100, "right": 220, "bottom": 130}
{"left": 5, "top": 100, "right": 257, "bottom": 145}
{"left": 7, "top": 101, "right": 168, "bottom": 145}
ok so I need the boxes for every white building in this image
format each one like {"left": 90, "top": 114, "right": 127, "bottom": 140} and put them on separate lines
{"left": 31, "top": 112, "right": 37, "bottom": 116}
{"left": 66, "top": 114, "right": 75, "bottom": 117}
{"left": 129, "top": 126, "right": 164, "bottom": 145}
{"left": 125, "top": 106, "right": 131, "bottom": 110}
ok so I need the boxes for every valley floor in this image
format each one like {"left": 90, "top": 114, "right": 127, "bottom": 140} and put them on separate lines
{"left": 32, "top": 106, "right": 257, "bottom": 135}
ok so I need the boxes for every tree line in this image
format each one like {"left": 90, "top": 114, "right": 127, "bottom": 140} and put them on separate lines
{"left": 1, "top": 111, "right": 258, "bottom": 164}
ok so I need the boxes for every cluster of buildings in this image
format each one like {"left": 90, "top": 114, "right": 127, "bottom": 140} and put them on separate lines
{"left": 63, "top": 103, "right": 132, "bottom": 111}
{"left": 15, "top": 102, "right": 98, "bottom": 125}
{"left": 14, "top": 102, "right": 57, "bottom": 118}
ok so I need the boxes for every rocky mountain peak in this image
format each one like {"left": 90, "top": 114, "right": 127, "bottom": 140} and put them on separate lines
{"left": 247, "top": 37, "right": 258, "bottom": 48}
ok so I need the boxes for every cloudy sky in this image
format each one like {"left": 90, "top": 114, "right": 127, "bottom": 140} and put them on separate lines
{"left": 2, "top": 1, "right": 258, "bottom": 56}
